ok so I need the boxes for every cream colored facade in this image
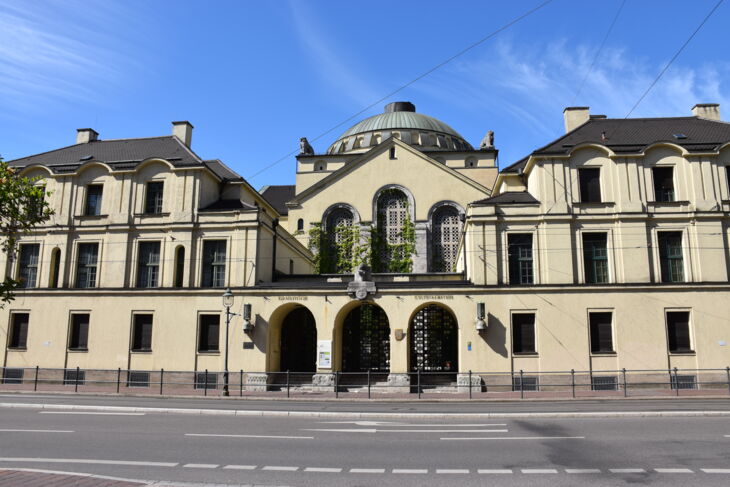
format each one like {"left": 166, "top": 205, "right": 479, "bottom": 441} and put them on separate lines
{"left": 2, "top": 103, "right": 729, "bottom": 391}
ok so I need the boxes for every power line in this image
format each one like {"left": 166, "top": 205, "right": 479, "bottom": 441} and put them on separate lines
{"left": 246, "top": 0, "right": 556, "bottom": 181}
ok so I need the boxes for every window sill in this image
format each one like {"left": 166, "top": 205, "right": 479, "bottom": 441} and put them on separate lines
{"left": 573, "top": 201, "right": 614, "bottom": 207}
{"left": 513, "top": 352, "right": 538, "bottom": 357}
{"left": 130, "top": 349, "right": 152, "bottom": 354}
{"left": 669, "top": 351, "right": 695, "bottom": 356}
{"left": 68, "top": 348, "right": 88, "bottom": 353}
{"left": 648, "top": 200, "right": 689, "bottom": 206}
{"left": 197, "top": 351, "right": 220, "bottom": 355}
{"left": 590, "top": 352, "right": 617, "bottom": 356}
{"left": 76, "top": 214, "right": 109, "bottom": 219}
{"left": 6, "top": 347, "right": 27, "bottom": 351}
{"left": 135, "top": 212, "right": 170, "bottom": 217}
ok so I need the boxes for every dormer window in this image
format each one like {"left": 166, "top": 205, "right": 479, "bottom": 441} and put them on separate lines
{"left": 85, "top": 184, "right": 103, "bottom": 216}
{"left": 652, "top": 167, "right": 675, "bottom": 202}
{"left": 578, "top": 168, "right": 601, "bottom": 203}
{"left": 145, "top": 182, "right": 164, "bottom": 214}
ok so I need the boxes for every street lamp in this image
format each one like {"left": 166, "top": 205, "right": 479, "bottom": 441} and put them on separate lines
{"left": 221, "top": 287, "right": 239, "bottom": 397}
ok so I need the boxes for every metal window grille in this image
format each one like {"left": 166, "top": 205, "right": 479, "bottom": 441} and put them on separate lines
{"left": 342, "top": 304, "right": 390, "bottom": 373}
{"left": 671, "top": 374, "right": 697, "bottom": 390}
{"left": 324, "top": 208, "right": 354, "bottom": 273}
{"left": 194, "top": 372, "right": 218, "bottom": 390}
{"left": 591, "top": 376, "right": 618, "bottom": 391}
{"left": 202, "top": 241, "right": 226, "bottom": 287}
{"left": 137, "top": 241, "right": 161, "bottom": 288}
{"left": 127, "top": 371, "right": 150, "bottom": 388}
{"left": 410, "top": 304, "right": 458, "bottom": 372}
{"left": 18, "top": 244, "right": 40, "bottom": 288}
{"left": 583, "top": 233, "right": 608, "bottom": 284}
{"left": 658, "top": 232, "right": 684, "bottom": 283}
{"left": 431, "top": 206, "right": 461, "bottom": 272}
{"left": 76, "top": 243, "right": 99, "bottom": 288}
{"left": 85, "top": 184, "right": 103, "bottom": 216}
{"left": 64, "top": 369, "right": 86, "bottom": 385}
{"left": 512, "top": 376, "right": 539, "bottom": 391}
{"left": 145, "top": 182, "right": 164, "bottom": 214}
{"left": 2, "top": 368, "right": 24, "bottom": 384}
{"left": 376, "top": 189, "right": 408, "bottom": 271}
{"left": 508, "top": 234, "right": 533, "bottom": 284}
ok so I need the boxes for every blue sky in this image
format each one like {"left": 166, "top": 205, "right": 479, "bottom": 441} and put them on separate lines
{"left": 1, "top": 0, "right": 728, "bottom": 188}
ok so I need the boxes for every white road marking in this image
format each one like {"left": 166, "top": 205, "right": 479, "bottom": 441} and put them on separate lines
{"left": 186, "top": 433, "right": 313, "bottom": 439}
{"left": 610, "top": 468, "right": 646, "bottom": 473}
{"left": 39, "top": 411, "right": 145, "bottom": 416}
{"left": 436, "top": 469, "right": 469, "bottom": 474}
{"left": 183, "top": 463, "right": 218, "bottom": 469}
{"left": 566, "top": 469, "right": 601, "bottom": 473}
{"left": 393, "top": 469, "right": 428, "bottom": 474}
{"left": 0, "top": 457, "right": 177, "bottom": 467}
{"left": 0, "top": 429, "right": 73, "bottom": 433}
{"left": 262, "top": 466, "right": 299, "bottom": 471}
{"left": 304, "top": 467, "right": 342, "bottom": 473}
{"left": 321, "top": 421, "right": 506, "bottom": 427}
{"left": 349, "top": 468, "right": 386, "bottom": 473}
{"left": 304, "top": 428, "right": 376, "bottom": 433}
{"left": 702, "top": 469, "right": 730, "bottom": 473}
{"left": 305, "top": 428, "right": 507, "bottom": 433}
{"left": 478, "top": 469, "right": 513, "bottom": 474}
{"left": 655, "top": 468, "right": 693, "bottom": 473}
{"left": 441, "top": 436, "right": 585, "bottom": 441}
{"left": 223, "top": 465, "right": 257, "bottom": 470}
{"left": 522, "top": 469, "right": 558, "bottom": 474}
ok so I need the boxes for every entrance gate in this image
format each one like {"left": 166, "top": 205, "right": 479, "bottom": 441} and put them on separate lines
{"left": 409, "top": 304, "right": 458, "bottom": 372}
{"left": 280, "top": 307, "right": 317, "bottom": 372}
{"left": 342, "top": 304, "right": 390, "bottom": 372}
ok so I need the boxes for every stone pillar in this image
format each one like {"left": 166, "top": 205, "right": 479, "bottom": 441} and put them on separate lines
{"left": 413, "top": 222, "right": 428, "bottom": 273}
{"left": 312, "top": 373, "right": 336, "bottom": 392}
{"left": 387, "top": 373, "right": 410, "bottom": 393}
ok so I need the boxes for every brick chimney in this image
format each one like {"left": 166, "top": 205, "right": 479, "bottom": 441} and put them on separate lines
{"left": 76, "top": 128, "right": 99, "bottom": 144}
{"left": 692, "top": 103, "right": 720, "bottom": 121}
{"left": 172, "top": 121, "right": 193, "bottom": 147}
{"left": 563, "top": 107, "right": 590, "bottom": 133}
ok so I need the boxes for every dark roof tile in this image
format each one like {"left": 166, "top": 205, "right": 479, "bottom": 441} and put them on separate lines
{"left": 260, "top": 185, "right": 295, "bottom": 216}
{"left": 472, "top": 191, "right": 539, "bottom": 205}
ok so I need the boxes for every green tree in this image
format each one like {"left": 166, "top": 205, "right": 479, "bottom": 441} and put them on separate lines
{"left": 0, "top": 158, "right": 53, "bottom": 307}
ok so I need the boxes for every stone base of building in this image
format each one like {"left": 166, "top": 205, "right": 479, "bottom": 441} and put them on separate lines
{"left": 457, "top": 373, "right": 484, "bottom": 393}
{"left": 312, "top": 372, "right": 336, "bottom": 392}
{"left": 387, "top": 373, "right": 410, "bottom": 393}
{"left": 245, "top": 372, "right": 269, "bottom": 392}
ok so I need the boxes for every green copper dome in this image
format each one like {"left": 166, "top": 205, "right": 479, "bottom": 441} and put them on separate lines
{"left": 327, "top": 102, "right": 473, "bottom": 154}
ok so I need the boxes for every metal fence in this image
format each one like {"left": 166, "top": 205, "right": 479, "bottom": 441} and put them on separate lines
{"left": 1, "top": 366, "right": 729, "bottom": 399}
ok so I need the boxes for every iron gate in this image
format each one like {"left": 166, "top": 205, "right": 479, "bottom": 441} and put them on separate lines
{"left": 410, "top": 304, "right": 458, "bottom": 372}
{"left": 342, "top": 304, "right": 390, "bottom": 372}
{"left": 280, "top": 307, "right": 317, "bottom": 372}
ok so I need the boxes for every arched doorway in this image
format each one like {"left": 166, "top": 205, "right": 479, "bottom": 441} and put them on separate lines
{"left": 280, "top": 307, "right": 317, "bottom": 373}
{"left": 342, "top": 303, "right": 390, "bottom": 372}
{"left": 409, "top": 304, "right": 458, "bottom": 372}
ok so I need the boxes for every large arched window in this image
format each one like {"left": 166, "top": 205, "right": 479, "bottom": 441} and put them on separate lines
{"left": 323, "top": 207, "right": 355, "bottom": 273}
{"left": 375, "top": 189, "right": 409, "bottom": 272}
{"left": 431, "top": 205, "right": 461, "bottom": 272}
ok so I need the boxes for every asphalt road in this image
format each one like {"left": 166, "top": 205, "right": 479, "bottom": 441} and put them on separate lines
{"left": 1, "top": 397, "right": 730, "bottom": 486}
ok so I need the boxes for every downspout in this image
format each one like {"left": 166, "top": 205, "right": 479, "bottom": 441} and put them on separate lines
{"left": 271, "top": 218, "right": 279, "bottom": 282}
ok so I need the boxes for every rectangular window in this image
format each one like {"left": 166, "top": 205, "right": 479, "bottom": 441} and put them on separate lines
{"left": 667, "top": 311, "right": 692, "bottom": 353}
{"left": 84, "top": 184, "right": 103, "bottom": 216}
{"left": 145, "top": 181, "right": 164, "bottom": 214}
{"left": 198, "top": 314, "right": 220, "bottom": 352}
{"left": 507, "top": 234, "right": 533, "bottom": 285}
{"left": 658, "top": 232, "right": 684, "bottom": 283}
{"left": 578, "top": 168, "right": 601, "bottom": 203}
{"left": 75, "top": 243, "right": 99, "bottom": 288}
{"left": 582, "top": 233, "right": 608, "bottom": 284}
{"left": 68, "top": 314, "right": 89, "bottom": 350}
{"left": 202, "top": 240, "right": 226, "bottom": 288}
{"left": 652, "top": 167, "right": 675, "bottom": 202}
{"left": 589, "top": 311, "right": 614, "bottom": 353}
{"left": 131, "top": 314, "right": 153, "bottom": 351}
{"left": 591, "top": 376, "right": 618, "bottom": 391}
{"left": 512, "top": 376, "right": 538, "bottom": 391}
{"left": 512, "top": 313, "right": 536, "bottom": 354}
{"left": 18, "top": 243, "right": 40, "bottom": 288}
{"left": 127, "top": 371, "right": 150, "bottom": 388}
{"left": 63, "top": 369, "right": 85, "bottom": 385}
{"left": 2, "top": 368, "right": 24, "bottom": 384}
{"left": 8, "top": 313, "right": 29, "bottom": 349}
{"left": 136, "top": 242, "right": 161, "bottom": 288}
{"left": 194, "top": 372, "right": 218, "bottom": 390}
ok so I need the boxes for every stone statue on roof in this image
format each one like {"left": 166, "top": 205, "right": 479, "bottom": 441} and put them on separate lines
{"left": 480, "top": 130, "right": 494, "bottom": 149}
{"left": 299, "top": 137, "right": 314, "bottom": 155}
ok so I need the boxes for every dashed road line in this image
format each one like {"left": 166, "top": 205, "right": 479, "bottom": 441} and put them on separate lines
{"left": 186, "top": 433, "right": 313, "bottom": 439}
{"left": 393, "top": 469, "right": 428, "bottom": 474}
{"left": 441, "top": 436, "right": 585, "bottom": 441}
{"left": 0, "top": 458, "right": 177, "bottom": 467}
{"left": 478, "top": 469, "right": 513, "bottom": 474}
{"left": 304, "top": 467, "right": 342, "bottom": 472}
{"left": 349, "top": 468, "right": 386, "bottom": 473}
{"left": 223, "top": 465, "right": 257, "bottom": 470}
{"left": 610, "top": 468, "right": 646, "bottom": 473}
{"left": 182, "top": 463, "right": 218, "bottom": 469}
{"left": 436, "top": 469, "right": 469, "bottom": 474}
{"left": 566, "top": 468, "right": 601, "bottom": 474}
{"left": 655, "top": 468, "right": 694, "bottom": 473}
{"left": 0, "top": 429, "right": 73, "bottom": 433}
{"left": 522, "top": 468, "right": 559, "bottom": 474}
{"left": 39, "top": 412, "right": 145, "bottom": 416}
{"left": 262, "top": 466, "right": 299, "bottom": 471}
{"left": 702, "top": 469, "right": 730, "bottom": 473}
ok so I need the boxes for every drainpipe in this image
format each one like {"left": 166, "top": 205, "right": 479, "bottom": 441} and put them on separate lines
{"left": 271, "top": 218, "right": 279, "bottom": 282}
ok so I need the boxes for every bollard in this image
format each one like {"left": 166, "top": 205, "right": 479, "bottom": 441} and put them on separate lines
{"left": 622, "top": 368, "right": 628, "bottom": 397}
{"left": 34, "top": 366, "right": 39, "bottom": 392}
{"left": 520, "top": 370, "right": 524, "bottom": 399}
{"left": 116, "top": 368, "right": 121, "bottom": 393}
{"left": 160, "top": 368, "right": 164, "bottom": 395}
{"left": 468, "top": 370, "right": 473, "bottom": 399}
{"left": 570, "top": 369, "right": 575, "bottom": 398}
{"left": 286, "top": 370, "right": 290, "bottom": 398}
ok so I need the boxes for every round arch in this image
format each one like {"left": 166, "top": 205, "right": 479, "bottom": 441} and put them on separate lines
{"left": 371, "top": 184, "right": 415, "bottom": 223}
{"left": 338, "top": 302, "right": 390, "bottom": 373}
{"left": 408, "top": 303, "right": 458, "bottom": 372}
{"left": 266, "top": 303, "right": 318, "bottom": 372}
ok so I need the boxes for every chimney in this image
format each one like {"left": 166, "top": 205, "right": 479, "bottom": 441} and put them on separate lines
{"left": 172, "top": 121, "right": 193, "bottom": 147}
{"left": 563, "top": 107, "right": 590, "bottom": 133}
{"left": 76, "top": 128, "right": 99, "bottom": 144}
{"left": 692, "top": 103, "right": 720, "bottom": 121}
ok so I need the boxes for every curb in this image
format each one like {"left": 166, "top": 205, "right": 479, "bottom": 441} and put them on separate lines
{"left": 3, "top": 401, "right": 730, "bottom": 419}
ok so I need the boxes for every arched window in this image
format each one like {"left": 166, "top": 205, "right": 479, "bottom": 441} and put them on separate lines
{"left": 431, "top": 206, "right": 461, "bottom": 272}
{"left": 297, "top": 218, "right": 304, "bottom": 233}
{"left": 323, "top": 207, "right": 355, "bottom": 273}
{"left": 376, "top": 189, "right": 409, "bottom": 272}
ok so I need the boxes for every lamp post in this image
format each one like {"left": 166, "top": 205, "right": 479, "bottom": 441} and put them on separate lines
{"left": 221, "top": 287, "right": 238, "bottom": 397}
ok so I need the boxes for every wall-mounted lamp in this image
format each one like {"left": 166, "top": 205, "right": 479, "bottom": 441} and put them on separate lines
{"left": 476, "top": 302, "right": 487, "bottom": 331}
{"left": 242, "top": 304, "right": 254, "bottom": 333}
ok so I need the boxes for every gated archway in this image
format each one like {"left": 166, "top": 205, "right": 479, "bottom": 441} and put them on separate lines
{"left": 409, "top": 304, "right": 458, "bottom": 372}
{"left": 280, "top": 307, "right": 317, "bottom": 373}
{"left": 342, "top": 303, "right": 390, "bottom": 372}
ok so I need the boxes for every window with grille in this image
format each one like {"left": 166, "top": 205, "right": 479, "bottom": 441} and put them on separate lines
{"left": 131, "top": 314, "right": 153, "bottom": 351}
{"left": 136, "top": 241, "right": 161, "bottom": 288}
{"left": 592, "top": 376, "right": 618, "bottom": 391}
{"left": 658, "top": 232, "right": 684, "bottom": 283}
{"left": 85, "top": 184, "right": 103, "bottom": 215}
{"left": 202, "top": 240, "right": 226, "bottom": 287}
{"left": 578, "top": 168, "right": 601, "bottom": 202}
{"left": 583, "top": 233, "right": 608, "bottom": 283}
{"left": 324, "top": 207, "right": 354, "bottom": 273}
{"left": 512, "top": 313, "right": 536, "bottom": 354}
{"left": 18, "top": 244, "right": 40, "bottom": 288}
{"left": 2, "top": 368, "right": 23, "bottom": 384}
{"left": 431, "top": 206, "right": 461, "bottom": 272}
{"left": 589, "top": 312, "right": 614, "bottom": 353}
{"left": 512, "top": 376, "right": 538, "bottom": 391}
{"left": 76, "top": 243, "right": 99, "bottom": 288}
{"left": 508, "top": 234, "right": 533, "bottom": 284}
{"left": 64, "top": 369, "right": 85, "bottom": 385}
{"left": 68, "top": 314, "right": 89, "bottom": 350}
{"left": 198, "top": 314, "right": 220, "bottom": 352}
{"left": 127, "top": 371, "right": 150, "bottom": 388}
{"left": 194, "top": 372, "right": 218, "bottom": 389}
{"left": 671, "top": 374, "right": 697, "bottom": 390}
{"left": 652, "top": 167, "right": 675, "bottom": 202}
{"left": 375, "top": 189, "right": 408, "bottom": 272}
{"left": 145, "top": 181, "right": 164, "bottom": 214}
{"left": 666, "top": 311, "right": 692, "bottom": 353}
{"left": 8, "top": 313, "right": 29, "bottom": 349}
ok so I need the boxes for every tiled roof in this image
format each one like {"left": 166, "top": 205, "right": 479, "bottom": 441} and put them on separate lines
{"left": 503, "top": 116, "right": 730, "bottom": 173}
{"left": 260, "top": 185, "right": 296, "bottom": 216}
{"left": 204, "top": 159, "right": 243, "bottom": 181}
{"left": 472, "top": 191, "right": 539, "bottom": 205}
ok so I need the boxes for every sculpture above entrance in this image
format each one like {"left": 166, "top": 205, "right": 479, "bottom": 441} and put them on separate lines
{"left": 347, "top": 264, "right": 376, "bottom": 300}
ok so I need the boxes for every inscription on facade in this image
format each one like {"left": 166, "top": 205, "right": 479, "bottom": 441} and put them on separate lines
{"left": 414, "top": 295, "right": 454, "bottom": 300}
{"left": 278, "top": 296, "right": 308, "bottom": 301}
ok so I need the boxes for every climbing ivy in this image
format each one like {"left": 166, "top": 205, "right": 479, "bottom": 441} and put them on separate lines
{"left": 371, "top": 206, "right": 416, "bottom": 273}
{"left": 309, "top": 222, "right": 369, "bottom": 274}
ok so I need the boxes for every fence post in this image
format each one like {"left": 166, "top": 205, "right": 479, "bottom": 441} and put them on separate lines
{"left": 417, "top": 369, "right": 421, "bottom": 399}
{"left": 667, "top": 368, "right": 672, "bottom": 394}
{"left": 335, "top": 371, "right": 339, "bottom": 398}
{"left": 34, "top": 366, "right": 39, "bottom": 392}
{"left": 622, "top": 368, "right": 628, "bottom": 397}
{"left": 674, "top": 367, "right": 679, "bottom": 396}
{"left": 286, "top": 370, "right": 290, "bottom": 398}
{"left": 520, "top": 369, "right": 524, "bottom": 399}
{"left": 367, "top": 369, "right": 371, "bottom": 399}
{"left": 468, "top": 370, "right": 473, "bottom": 399}
{"left": 160, "top": 368, "right": 164, "bottom": 395}
{"left": 116, "top": 368, "right": 121, "bottom": 393}
{"left": 74, "top": 366, "right": 80, "bottom": 393}
{"left": 240, "top": 370, "right": 243, "bottom": 396}
{"left": 570, "top": 369, "right": 575, "bottom": 398}
{"left": 204, "top": 369, "right": 208, "bottom": 397}
{"left": 726, "top": 366, "right": 730, "bottom": 396}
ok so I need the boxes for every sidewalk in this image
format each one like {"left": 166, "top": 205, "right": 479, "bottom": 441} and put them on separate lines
{"left": 0, "top": 469, "right": 145, "bottom": 486}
